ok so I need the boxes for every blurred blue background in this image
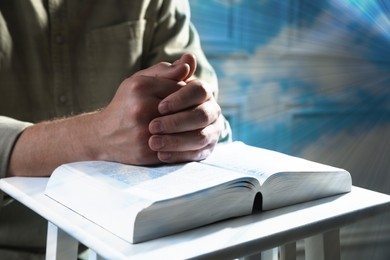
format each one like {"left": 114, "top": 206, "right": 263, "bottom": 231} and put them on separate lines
{"left": 189, "top": 0, "right": 390, "bottom": 259}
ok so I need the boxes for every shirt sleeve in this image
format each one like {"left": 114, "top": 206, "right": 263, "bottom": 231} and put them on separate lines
{"left": 142, "top": 0, "right": 217, "bottom": 93}
{"left": 0, "top": 116, "right": 32, "bottom": 179}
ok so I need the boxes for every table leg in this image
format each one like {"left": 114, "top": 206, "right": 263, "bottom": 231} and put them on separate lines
{"left": 46, "top": 222, "right": 79, "bottom": 260}
{"left": 240, "top": 247, "right": 278, "bottom": 260}
{"left": 261, "top": 248, "right": 279, "bottom": 260}
{"left": 88, "top": 249, "right": 105, "bottom": 260}
{"left": 280, "top": 242, "right": 296, "bottom": 260}
{"left": 304, "top": 229, "right": 340, "bottom": 260}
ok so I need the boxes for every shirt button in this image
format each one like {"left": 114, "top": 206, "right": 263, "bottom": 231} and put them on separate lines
{"left": 55, "top": 34, "right": 64, "bottom": 44}
{"left": 58, "top": 95, "right": 68, "bottom": 104}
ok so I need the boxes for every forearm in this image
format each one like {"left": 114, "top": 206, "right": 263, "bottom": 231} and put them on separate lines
{"left": 7, "top": 112, "right": 101, "bottom": 177}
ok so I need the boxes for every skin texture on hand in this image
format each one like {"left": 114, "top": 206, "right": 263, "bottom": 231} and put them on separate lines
{"left": 148, "top": 78, "right": 222, "bottom": 163}
{"left": 146, "top": 54, "right": 222, "bottom": 163}
{"left": 94, "top": 63, "right": 190, "bottom": 165}
{"left": 7, "top": 54, "right": 223, "bottom": 177}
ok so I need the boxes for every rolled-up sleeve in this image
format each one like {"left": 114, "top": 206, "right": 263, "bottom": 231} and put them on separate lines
{"left": 0, "top": 116, "right": 32, "bottom": 179}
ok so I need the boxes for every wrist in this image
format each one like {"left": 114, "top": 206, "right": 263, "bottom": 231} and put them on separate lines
{"left": 68, "top": 110, "right": 108, "bottom": 162}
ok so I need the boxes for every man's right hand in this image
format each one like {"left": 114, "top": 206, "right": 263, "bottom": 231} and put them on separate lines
{"left": 94, "top": 57, "right": 194, "bottom": 165}
{"left": 7, "top": 55, "right": 195, "bottom": 176}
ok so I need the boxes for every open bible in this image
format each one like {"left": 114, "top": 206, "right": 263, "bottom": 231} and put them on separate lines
{"left": 45, "top": 142, "right": 352, "bottom": 243}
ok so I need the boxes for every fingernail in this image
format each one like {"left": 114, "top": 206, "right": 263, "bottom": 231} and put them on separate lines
{"left": 150, "top": 136, "right": 165, "bottom": 150}
{"left": 159, "top": 101, "right": 171, "bottom": 114}
{"left": 150, "top": 120, "right": 163, "bottom": 134}
{"left": 159, "top": 152, "right": 172, "bottom": 161}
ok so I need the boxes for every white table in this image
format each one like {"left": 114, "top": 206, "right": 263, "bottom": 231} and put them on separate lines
{"left": 1, "top": 177, "right": 390, "bottom": 260}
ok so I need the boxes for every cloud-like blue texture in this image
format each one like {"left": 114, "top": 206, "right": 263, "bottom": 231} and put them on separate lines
{"left": 191, "top": 0, "right": 390, "bottom": 152}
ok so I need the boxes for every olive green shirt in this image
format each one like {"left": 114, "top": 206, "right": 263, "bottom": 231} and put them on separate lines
{"left": 0, "top": 0, "right": 229, "bottom": 254}
{"left": 0, "top": 0, "right": 229, "bottom": 179}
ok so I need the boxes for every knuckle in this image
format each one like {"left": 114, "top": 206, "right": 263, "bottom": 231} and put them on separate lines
{"left": 196, "top": 129, "right": 211, "bottom": 148}
{"left": 192, "top": 80, "right": 209, "bottom": 99}
{"left": 129, "top": 103, "right": 147, "bottom": 121}
{"left": 195, "top": 107, "right": 212, "bottom": 125}
{"left": 127, "top": 76, "right": 149, "bottom": 93}
{"left": 193, "top": 148, "right": 211, "bottom": 161}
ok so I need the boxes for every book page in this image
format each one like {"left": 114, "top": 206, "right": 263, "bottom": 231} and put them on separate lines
{"left": 64, "top": 161, "right": 248, "bottom": 202}
{"left": 68, "top": 161, "right": 178, "bottom": 188}
{"left": 202, "top": 142, "right": 344, "bottom": 185}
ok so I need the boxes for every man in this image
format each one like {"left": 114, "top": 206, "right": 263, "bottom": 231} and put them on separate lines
{"left": 0, "top": 0, "right": 230, "bottom": 258}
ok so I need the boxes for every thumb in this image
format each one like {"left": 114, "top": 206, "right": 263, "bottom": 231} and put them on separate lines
{"left": 134, "top": 59, "right": 190, "bottom": 82}
{"left": 175, "top": 53, "right": 197, "bottom": 81}
{"left": 133, "top": 54, "right": 197, "bottom": 82}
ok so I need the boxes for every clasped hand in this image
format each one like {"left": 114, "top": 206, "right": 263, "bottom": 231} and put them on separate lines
{"left": 97, "top": 54, "right": 223, "bottom": 165}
